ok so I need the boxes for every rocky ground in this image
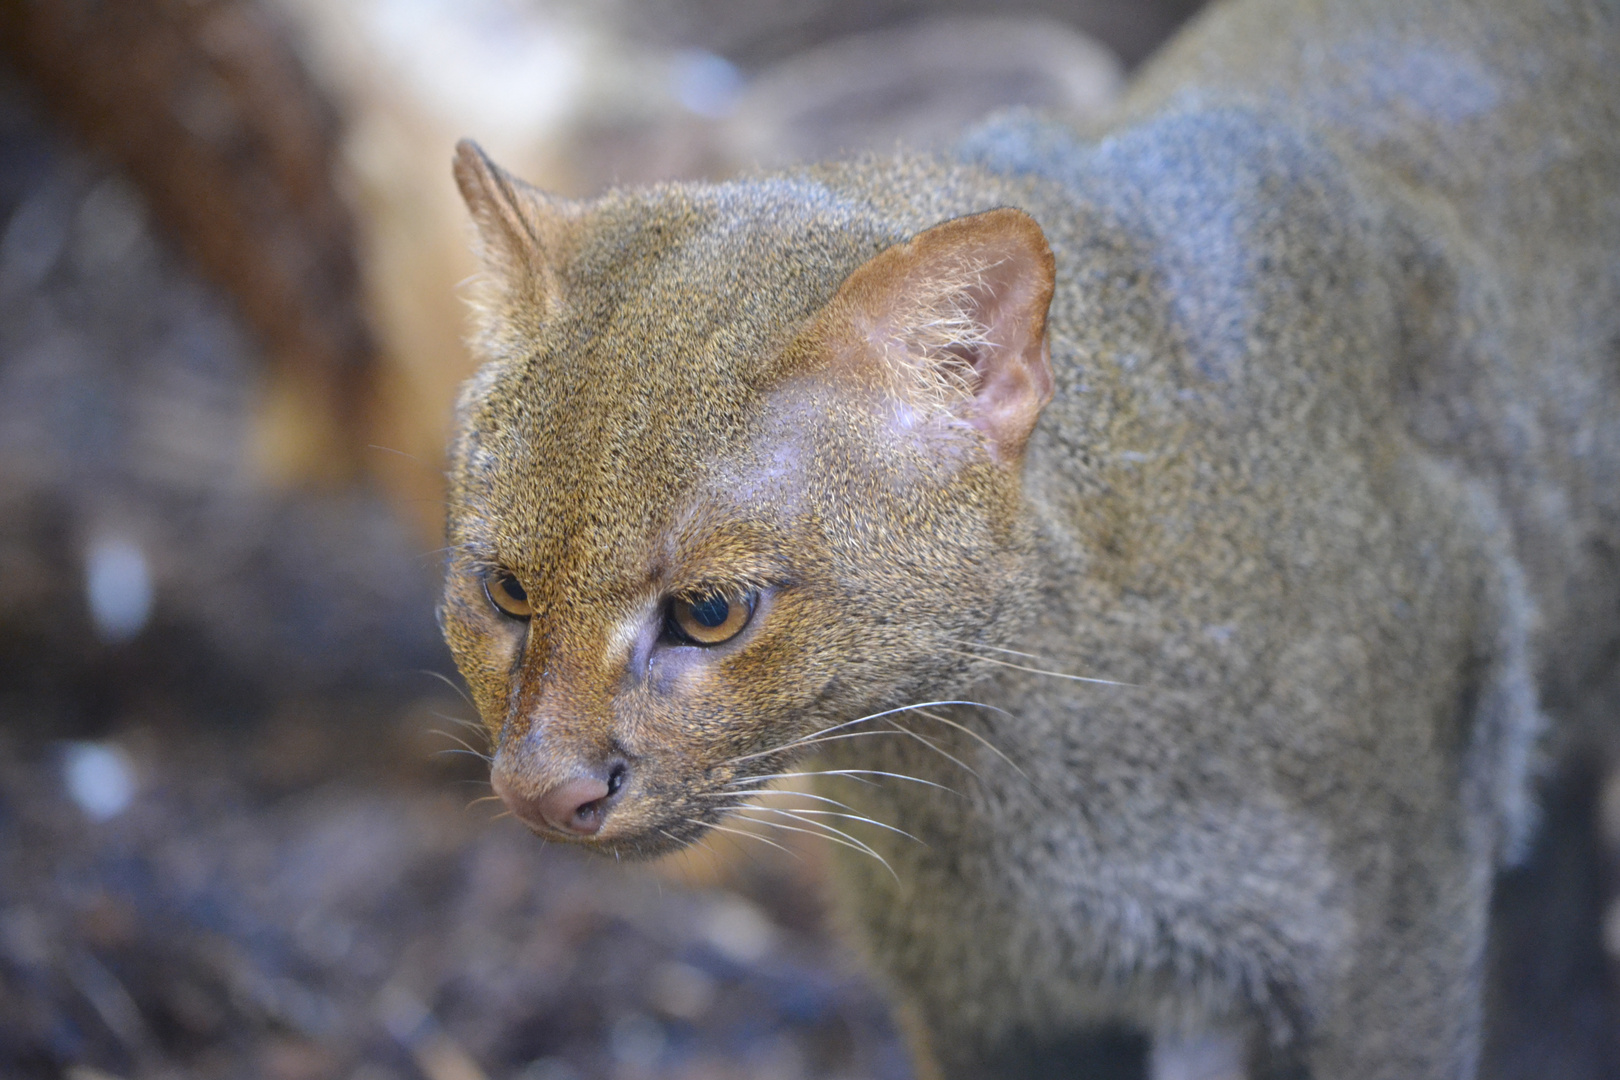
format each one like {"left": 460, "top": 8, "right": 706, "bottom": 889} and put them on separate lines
{"left": 0, "top": 712, "right": 904, "bottom": 1080}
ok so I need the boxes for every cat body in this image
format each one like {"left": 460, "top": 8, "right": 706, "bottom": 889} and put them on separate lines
{"left": 440, "top": 0, "right": 1620, "bottom": 1075}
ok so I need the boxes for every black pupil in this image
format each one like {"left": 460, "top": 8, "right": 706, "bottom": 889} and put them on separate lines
{"left": 690, "top": 595, "right": 729, "bottom": 628}
{"left": 499, "top": 575, "right": 527, "bottom": 603}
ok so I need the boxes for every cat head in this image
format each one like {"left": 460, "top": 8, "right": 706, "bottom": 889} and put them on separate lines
{"left": 441, "top": 141, "right": 1054, "bottom": 856}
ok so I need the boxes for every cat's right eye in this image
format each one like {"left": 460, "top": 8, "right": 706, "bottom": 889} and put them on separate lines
{"left": 483, "top": 572, "right": 532, "bottom": 619}
{"left": 668, "top": 590, "right": 756, "bottom": 645}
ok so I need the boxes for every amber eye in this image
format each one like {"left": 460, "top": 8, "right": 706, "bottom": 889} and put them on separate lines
{"left": 483, "top": 571, "right": 532, "bottom": 619}
{"left": 669, "top": 590, "right": 755, "bottom": 645}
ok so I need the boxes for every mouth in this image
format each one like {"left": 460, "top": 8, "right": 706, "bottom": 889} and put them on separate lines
{"left": 493, "top": 766, "right": 766, "bottom": 859}
{"left": 495, "top": 761, "right": 919, "bottom": 882}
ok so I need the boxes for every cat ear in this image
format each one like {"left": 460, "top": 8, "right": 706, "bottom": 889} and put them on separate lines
{"left": 820, "top": 208, "right": 1056, "bottom": 465}
{"left": 453, "top": 139, "right": 578, "bottom": 315}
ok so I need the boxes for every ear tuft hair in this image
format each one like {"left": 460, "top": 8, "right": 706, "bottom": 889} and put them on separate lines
{"left": 876, "top": 257, "right": 1003, "bottom": 406}
{"left": 816, "top": 208, "right": 1056, "bottom": 465}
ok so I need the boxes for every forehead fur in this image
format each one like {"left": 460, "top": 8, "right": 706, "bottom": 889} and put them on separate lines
{"left": 452, "top": 177, "right": 897, "bottom": 594}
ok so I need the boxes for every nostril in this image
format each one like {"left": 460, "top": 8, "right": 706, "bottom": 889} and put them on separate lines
{"left": 536, "top": 776, "right": 609, "bottom": 834}
{"left": 530, "top": 761, "right": 630, "bottom": 837}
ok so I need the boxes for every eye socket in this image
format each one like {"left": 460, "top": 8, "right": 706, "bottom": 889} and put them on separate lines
{"left": 668, "top": 590, "right": 755, "bottom": 645}
{"left": 483, "top": 571, "right": 532, "bottom": 619}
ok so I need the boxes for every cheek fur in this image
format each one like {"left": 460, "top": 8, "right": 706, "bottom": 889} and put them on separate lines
{"left": 441, "top": 574, "right": 528, "bottom": 732}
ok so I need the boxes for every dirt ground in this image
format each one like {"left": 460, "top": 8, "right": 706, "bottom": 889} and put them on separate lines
{"left": 0, "top": 709, "right": 911, "bottom": 1080}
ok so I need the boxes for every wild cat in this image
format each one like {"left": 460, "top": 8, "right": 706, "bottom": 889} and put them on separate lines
{"left": 438, "top": 0, "right": 1620, "bottom": 1075}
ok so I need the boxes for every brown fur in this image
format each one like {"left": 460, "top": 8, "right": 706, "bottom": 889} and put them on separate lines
{"left": 440, "top": 0, "right": 1620, "bottom": 1075}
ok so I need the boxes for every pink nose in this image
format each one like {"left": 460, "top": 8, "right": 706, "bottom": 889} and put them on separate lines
{"left": 492, "top": 770, "right": 618, "bottom": 836}
{"left": 537, "top": 776, "right": 612, "bottom": 834}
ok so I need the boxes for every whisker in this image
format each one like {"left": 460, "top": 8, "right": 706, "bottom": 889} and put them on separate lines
{"left": 744, "top": 804, "right": 922, "bottom": 845}
{"left": 734, "top": 812, "right": 900, "bottom": 883}
{"left": 431, "top": 711, "right": 486, "bottom": 735}
{"left": 723, "top": 699, "right": 1011, "bottom": 766}
{"left": 434, "top": 747, "right": 494, "bottom": 763}
{"left": 741, "top": 808, "right": 900, "bottom": 859}
{"left": 465, "top": 795, "right": 502, "bottom": 810}
{"left": 912, "top": 708, "right": 1028, "bottom": 781}
{"left": 420, "top": 669, "right": 479, "bottom": 709}
{"left": 881, "top": 719, "right": 982, "bottom": 780}
{"left": 942, "top": 648, "right": 1136, "bottom": 688}
{"left": 427, "top": 729, "right": 493, "bottom": 762}
{"left": 945, "top": 638, "right": 1049, "bottom": 662}
{"left": 725, "top": 768, "right": 962, "bottom": 797}
{"left": 733, "top": 769, "right": 876, "bottom": 787}
{"left": 682, "top": 817, "right": 801, "bottom": 860}
{"left": 732, "top": 803, "right": 897, "bottom": 852}
{"left": 741, "top": 728, "right": 936, "bottom": 759}
{"left": 366, "top": 443, "right": 427, "bottom": 464}
{"left": 695, "top": 788, "right": 859, "bottom": 813}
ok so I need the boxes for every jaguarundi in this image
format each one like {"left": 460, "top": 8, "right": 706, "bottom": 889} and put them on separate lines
{"left": 437, "top": 0, "right": 1620, "bottom": 1075}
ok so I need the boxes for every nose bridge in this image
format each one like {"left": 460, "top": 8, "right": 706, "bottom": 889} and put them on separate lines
{"left": 503, "top": 617, "right": 625, "bottom": 763}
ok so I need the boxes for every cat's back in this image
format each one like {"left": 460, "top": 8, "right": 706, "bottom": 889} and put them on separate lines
{"left": 1122, "top": 0, "right": 1620, "bottom": 241}
{"left": 1129, "top": 0, "right": 1620, "bottom": 688}
{"left": 962, "top": 0, "right": 1620, "bottom": 688}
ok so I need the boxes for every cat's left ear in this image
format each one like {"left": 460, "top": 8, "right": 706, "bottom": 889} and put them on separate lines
{"left": 818, "top": 208, "right": 1056, "bottom": 466}
{"left": 453, "top": 139, "right": 579, "bottom": 319}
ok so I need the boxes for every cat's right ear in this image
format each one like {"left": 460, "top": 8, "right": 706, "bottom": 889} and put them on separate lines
{"left": 453, "top": 139, "right": 579, "bottom": 318}
{"left": 811, "top": 208, "right": 1055, "bottom": 468}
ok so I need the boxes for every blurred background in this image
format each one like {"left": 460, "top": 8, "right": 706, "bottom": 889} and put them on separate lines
{"left": 0, "top": 0, "right": 1613, "bottom": 1078}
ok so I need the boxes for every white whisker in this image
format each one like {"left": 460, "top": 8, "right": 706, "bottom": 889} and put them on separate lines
{"left": 942, "top": 647, "right": 1136, "bottom": 687}
{"left": 745, "top": 804, "right": 922, "bottom": 845}
{"left": 883, "top": 719, "right": 981, "bottom": 780}
{"left": 734, "top": 812, "right": 900, "bottom": 882}
{"left": 420, "top": 669, "right": 479, "bottom": 709}
{"left": 434, "top": 748, "right": 494, "bottom": 764}
{"left": 744, "top": 809, "right": 900, "bottom": 879}
{"left": 427, "top": 729, "right": 493, "bottom": 762}
{"left": 912, "top": 708, "right": 1028, "bottom": 781}
{"left": 431, "top": 711, "right": 487, "bottom": 735}
{"left": 726, "top": 769, "right": 962, "bottom": 797}
{"left": 724, "top": 699, "right": 1012, "bottom": 766}
{"left": 729, "top": 728, "right": 920, "bottom": 761}
{"left": 728, "top": 769, "right": 875, "bottom": 788}
{"left": 682, "top": 817, "right": 801, "bottom": 860}
{"left": 697, "top": 788, "right": 859, "bottom": 813}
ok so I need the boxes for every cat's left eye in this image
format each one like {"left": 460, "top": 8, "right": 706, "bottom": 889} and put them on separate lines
{"left": 484, "top": 571, "right": 532, "bottom": 619}
{"left": 668, "top": 590, "right": 755, "bottom": 645}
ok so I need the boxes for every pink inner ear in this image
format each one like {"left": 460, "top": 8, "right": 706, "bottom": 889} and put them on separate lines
{"left": 931, "top": 214, "right": 1056, "bottom": 465}
{"left": 968, "top": 324, "right": 1054, "bottom": 464}
{"left": 810, "top": 207, "right": 1056, "bottom": 463}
